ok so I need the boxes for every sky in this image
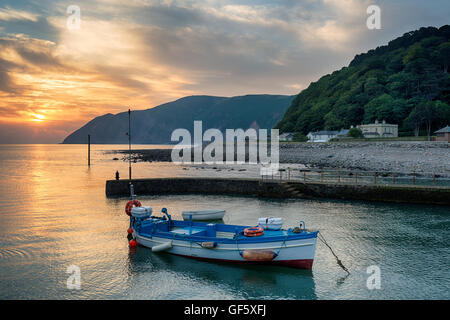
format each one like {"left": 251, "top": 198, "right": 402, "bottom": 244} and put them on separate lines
{"left": 0, "top": 0, "right": 449, "bottom": 143}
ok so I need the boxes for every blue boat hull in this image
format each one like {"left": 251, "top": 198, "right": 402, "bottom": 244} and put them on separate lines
{"left": 131, "top": 217, "right": 318, "bottom": 269}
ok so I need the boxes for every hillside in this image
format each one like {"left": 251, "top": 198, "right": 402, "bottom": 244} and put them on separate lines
{"left": 62, "top": 94, "right": 294, "bottom": 144}
{"left": 276, "top": 26, "right": 450, "bottom": 136}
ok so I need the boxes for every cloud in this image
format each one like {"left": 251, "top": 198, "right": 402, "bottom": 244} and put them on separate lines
{"left": 0, "top": 0, "right": 449, "bottom": 143}
{"left": 0, "top": 7, "right": 39, "bottom": 22}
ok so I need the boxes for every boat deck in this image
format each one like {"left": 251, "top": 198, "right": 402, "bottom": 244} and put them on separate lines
{"left": 139, "top": 217, "right": 316, "bottom": 243}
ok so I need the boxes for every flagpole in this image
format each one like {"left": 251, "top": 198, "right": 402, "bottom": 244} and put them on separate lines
{"left": 128, "top": 108, "right": 131, "bottom": 181}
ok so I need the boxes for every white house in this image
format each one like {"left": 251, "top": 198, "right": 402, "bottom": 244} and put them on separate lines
{"left": 307, "top": 128, "right": 350, "bottom": 142}
{"left": 279, "top": 132, "right": 295, "bottom": 141}
{"left": 307, "top": 130, "right": 339, "bottom": 142}
{"left": 357, "top": 120, "right": 398, "bottom": 138}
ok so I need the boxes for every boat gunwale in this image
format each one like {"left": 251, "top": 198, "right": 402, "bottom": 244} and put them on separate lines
{"left": 136, "top": 233, "right": 316, "bottom": 251}
{"left": 137, "top": 224, "right": 318, "bottom": 244}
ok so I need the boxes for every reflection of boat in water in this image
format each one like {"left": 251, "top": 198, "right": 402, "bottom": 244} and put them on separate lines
{"left": 182, "top": 210, "right": 226, "bottom": 221}
{"left": 127, "top": 246, "right": 317, "bottom": 299}
{"left": 126, "top": 199, "right": 318, "bottom": 270}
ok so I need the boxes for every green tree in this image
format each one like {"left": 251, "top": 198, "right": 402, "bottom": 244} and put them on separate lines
{"left": 434, "top": 100, "right": 450, "bottom": 128}
{"left": 405, "top": 104, "right": 424, "bottom": 137}
{"left": 293, "top": 133, "right": 308, "bottom": 142}
{"left": 437, "top": 42, "right": 450, "bottom": 72}
{"left": 347, "top": 127, "right": 364, "bottom": 138}
{"left": 421, "top": 101, "right": 436, "bottom": 140}
{"left": 324, "top": 112, "right": 343, "bottom": 130}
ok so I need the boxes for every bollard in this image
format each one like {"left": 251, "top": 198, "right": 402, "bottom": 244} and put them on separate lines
{"left": 88, "top": 134, "right": 91, "bottom": 166}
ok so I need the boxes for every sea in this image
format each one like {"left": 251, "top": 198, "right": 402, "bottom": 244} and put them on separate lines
{"left": 0, "top": 144, "right": 448, "bottom": 299}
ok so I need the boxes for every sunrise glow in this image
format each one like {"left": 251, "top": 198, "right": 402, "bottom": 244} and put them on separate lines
{"left": 0, "top": 0, "right": 449, "bottom": 143}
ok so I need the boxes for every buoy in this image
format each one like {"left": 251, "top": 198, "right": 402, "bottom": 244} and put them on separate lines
{"left": 243, "top": 227, "right": 264, "bottom": 237}
{"left": 241, "top": 250, "right": 276, "bottom": 262}
{"left": 125, "top": 200, "right": 141, "bottom": 216}
{"left": 152, "top": 241, "right": 172, "bottom": 252}
{"left": 201, "top": 242, "right": 217, "bottom": 249}
{"left": 127, "top": 228, "right": 133, "bottom": 234}
{"left": 129, "top": 239, "right": 137, "bottom": 247}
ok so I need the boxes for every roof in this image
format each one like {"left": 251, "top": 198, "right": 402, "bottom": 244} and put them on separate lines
{"left": 434, "top": 125, "right": 450, "bottom": 133}
{"left": 279, "top": 132, "right": 294, "bottom": 138}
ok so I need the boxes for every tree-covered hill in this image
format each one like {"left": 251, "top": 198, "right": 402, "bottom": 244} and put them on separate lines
{"left": 276, "top": 26, "right": 450, "bottom": 137}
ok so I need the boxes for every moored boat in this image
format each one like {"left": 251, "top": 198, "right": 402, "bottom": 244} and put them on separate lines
{"left": 126, "top": 201, "right": 318, "bottom": 269}
{"left": 182, "top": 210, "right": 226, "bottom": 221}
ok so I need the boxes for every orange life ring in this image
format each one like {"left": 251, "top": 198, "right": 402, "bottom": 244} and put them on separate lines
{"left": 244, "top": 227, "right": 264, "bottom": 237}
{"left": 125, "top": 200, "right": 141, "bottom": 216}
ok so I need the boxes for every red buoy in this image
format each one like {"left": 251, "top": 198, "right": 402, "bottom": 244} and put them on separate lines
{"left": 127, "top": 228, "right": 134, "bottom": 234}
{"left": 129, "top": 239, "right": 137, "bottom": 247}
{"left": 243, "top": 227, "right": 264, "bottom": 237}
{"left": 125, "top": 200, "right": 142, "bottom": 216}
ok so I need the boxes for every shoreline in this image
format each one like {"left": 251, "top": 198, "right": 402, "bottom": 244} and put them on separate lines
{"left": 112, "top": 141, "right": 450, "bottom": 177}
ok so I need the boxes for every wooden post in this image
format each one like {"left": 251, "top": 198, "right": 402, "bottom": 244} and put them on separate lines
{"left": 433, "top": 173, "right": 436, "bottom": 185}
{"left": 280, "top": 171, "right": 282, "bottom": 182}
{"left": 338, "top": 169, "right": 341, "bottom": 183}
{"left": 304, "top": 171, "right": 306, "bottom": 182}
{"left": 88, "top": 134, "right": 90, "bottom": 166}
{"left": 321, "top": 171, "right": 324, "bottom": 182}
{"left": 374, "top": 172, "right": 377, "bottom": 184}
{"left": 355, "top": 172, "right": 358, "bottom": 184}
{"left": 288, "top": 168, "right": 291, "bottom": 181}
{"left": 393, "top": 174, "right": 395, "bottom": 184}
{"left": 412, "top": 171, "right": 415, "bottom": 185}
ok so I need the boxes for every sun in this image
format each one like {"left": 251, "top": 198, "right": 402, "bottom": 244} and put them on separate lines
{"left": 31, "top": 114, "right": 46, "bottom": 122}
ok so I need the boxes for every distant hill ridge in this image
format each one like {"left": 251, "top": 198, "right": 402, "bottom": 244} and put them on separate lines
{"left": 276, "top": 25, "right": 450, "bottom": 136}
{"left": 62, "top": 94, "right": 294, "bottom": 144}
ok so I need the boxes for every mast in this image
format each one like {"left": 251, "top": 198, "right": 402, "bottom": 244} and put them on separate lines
{"left": 128, "top": 108, "right": 132, "bottom": 181}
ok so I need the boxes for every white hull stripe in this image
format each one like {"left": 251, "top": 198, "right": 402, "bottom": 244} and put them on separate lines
{"left": 136, "top": 234, "right": 315, "bottom": 251}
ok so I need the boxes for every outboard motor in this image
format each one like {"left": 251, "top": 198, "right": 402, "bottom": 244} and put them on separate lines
{"left": 131, "top": 206, "right": 152, "bottom": 219}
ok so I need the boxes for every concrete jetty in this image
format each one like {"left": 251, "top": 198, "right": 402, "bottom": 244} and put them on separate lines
{"left": 106, "top": 177, "right": 450, "bottom": 206}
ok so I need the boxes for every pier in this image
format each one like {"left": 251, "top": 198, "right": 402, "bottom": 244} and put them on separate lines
{"left": 106, "top": 177, "right": 450, "bottom": 206}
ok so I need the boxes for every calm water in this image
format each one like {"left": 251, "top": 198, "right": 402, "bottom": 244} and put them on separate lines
{"left": 0, "top": 144, "right": 449, "bottom": 300}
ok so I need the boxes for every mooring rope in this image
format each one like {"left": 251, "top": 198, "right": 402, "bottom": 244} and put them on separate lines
{"left": 275, "top": 235, "right": 288, "bottom": 257}
{"left": 317, "top": 232, "right": 350, "bottom": 275}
